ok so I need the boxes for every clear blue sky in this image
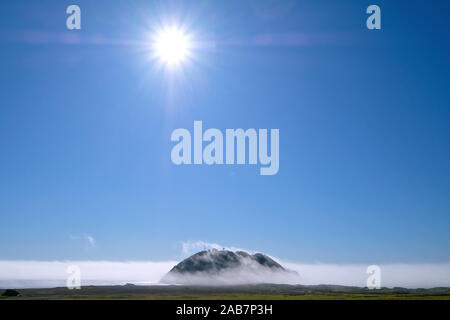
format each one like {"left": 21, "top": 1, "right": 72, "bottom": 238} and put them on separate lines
{"left": 0, "top": 0, "right": 449, "bottom": 263}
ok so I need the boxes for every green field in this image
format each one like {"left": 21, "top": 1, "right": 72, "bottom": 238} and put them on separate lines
{"left": 2, "top": 284, "right": 450, "bottom": 300}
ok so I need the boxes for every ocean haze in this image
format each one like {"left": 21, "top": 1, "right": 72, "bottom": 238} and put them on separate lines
{"left": 1, "top": 259, "right": 450, "bottom": 289}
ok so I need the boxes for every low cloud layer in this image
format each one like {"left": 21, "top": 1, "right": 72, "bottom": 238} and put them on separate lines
{"left": 161, "top": 267, "right": 301, "bottom": 286}
{"left": 282, "top": 262, "right": 450, "bottom": 288}
{"left": 1, "top": 241, "right": 450, "bottom": 288}
{"left": 1, "top": 260, "right": 450, "bottom": 289}
{"left": 0, "top": 260, "right": 177, "bottom": 288}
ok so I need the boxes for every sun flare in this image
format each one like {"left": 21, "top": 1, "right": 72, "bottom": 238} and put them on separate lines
{"left": 154, "top": 27, "right": 190, "bottom": 65}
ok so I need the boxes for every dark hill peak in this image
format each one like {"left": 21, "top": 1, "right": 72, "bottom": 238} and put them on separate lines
{"left": 170, "top": 249, "right": 285, "bottom": 275}
{"left": 161, "top": 249, "right": 299, "bottom": 285}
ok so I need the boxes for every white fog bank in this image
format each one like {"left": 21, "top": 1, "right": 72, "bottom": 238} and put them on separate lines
{"left": 1, "top": 260, "right": 450, "bottom": 289}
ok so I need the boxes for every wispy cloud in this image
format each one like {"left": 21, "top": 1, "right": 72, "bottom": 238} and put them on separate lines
{"left": 181, "top": 241, "right": 248, "bottom": 257}
{"left": 69, "top": 234, "right": 96, "bottom": 247}
{"left": 85, "top": 235, "right": 96, "bottom": 246}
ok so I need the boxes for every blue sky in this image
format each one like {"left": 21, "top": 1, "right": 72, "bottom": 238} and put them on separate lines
{"left": 0, "top": 0, "right": 449, "bottom": 264}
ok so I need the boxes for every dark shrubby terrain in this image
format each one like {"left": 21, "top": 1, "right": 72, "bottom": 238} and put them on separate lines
{"left": 2, "top": 284, "right": 450, "bottom": 300}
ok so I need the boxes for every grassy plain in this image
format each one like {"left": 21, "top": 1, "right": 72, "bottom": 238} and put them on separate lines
{"left": 2, "top": 284, "right": 450, "bottom": 300}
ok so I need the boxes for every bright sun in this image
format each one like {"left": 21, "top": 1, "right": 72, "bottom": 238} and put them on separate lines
{"left": 154, "top": 27, "right": 190, "bottom": 65}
